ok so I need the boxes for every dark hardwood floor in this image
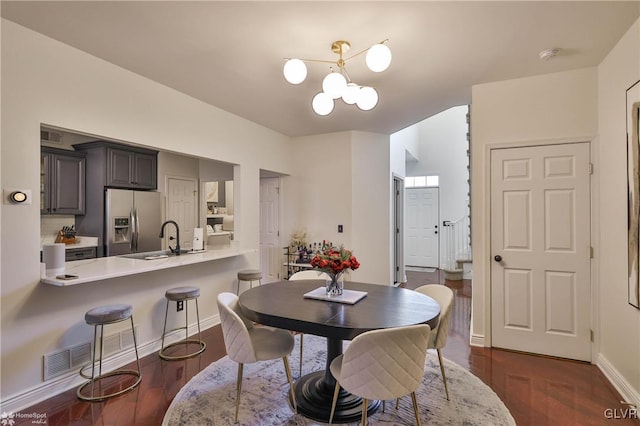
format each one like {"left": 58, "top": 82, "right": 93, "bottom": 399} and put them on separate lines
{"left": 14, "top": 270, "right": 638, "bottom": 425}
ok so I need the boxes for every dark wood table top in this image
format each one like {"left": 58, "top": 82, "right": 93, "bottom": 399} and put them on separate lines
{"left": 238, "top": 280, "right": 440, "bottom": 340}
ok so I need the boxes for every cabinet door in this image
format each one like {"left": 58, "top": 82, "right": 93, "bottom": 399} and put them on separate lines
{"left": 133, "top": 152, "right": 157, "bottom": 189}
{"left": 51, "top": 155, "right": 86, "bottom": 215}
{"left": 40, "top": 152, "right": 52, "bottom": 214}
{"left": 107, "top": 148, "right": 134, "bottom": 188}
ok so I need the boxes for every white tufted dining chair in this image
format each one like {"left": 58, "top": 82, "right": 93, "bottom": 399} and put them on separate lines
{"left": 288, "top": 270, "right": 331, "bottom": 377}
{"left": 217, "top": 292, "right": 297, "bottom": 422}
{"left": 328, "top": 324, "right": 432, "bottom": 426}
{"left": 414, "top": 284, "right": 454, "bottom": 400}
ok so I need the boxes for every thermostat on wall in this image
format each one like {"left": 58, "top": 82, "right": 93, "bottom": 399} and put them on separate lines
{"left": 4, "top": 189, "right": 32, "bottom": 205}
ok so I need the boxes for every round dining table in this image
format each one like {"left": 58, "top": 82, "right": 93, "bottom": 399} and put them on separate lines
{"left": 238, "top": 279, "right": 440, "bottom": 423}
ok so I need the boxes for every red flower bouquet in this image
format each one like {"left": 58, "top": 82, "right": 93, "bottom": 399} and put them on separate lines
{"left": 310, "top": 245, "right": 360, "bottom": 295}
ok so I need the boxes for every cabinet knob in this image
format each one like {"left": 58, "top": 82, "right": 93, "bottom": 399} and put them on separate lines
{"left": 494, "top": 255, "right": 502, "bottom": 262}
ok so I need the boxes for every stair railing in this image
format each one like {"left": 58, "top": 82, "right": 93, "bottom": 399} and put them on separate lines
{"left": 442, "top": 215, "right": 471, "bottom": 270}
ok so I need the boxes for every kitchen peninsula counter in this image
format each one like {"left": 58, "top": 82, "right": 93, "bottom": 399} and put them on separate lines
{"left": 41, "top": 247, "right": 255, "bottom": 286}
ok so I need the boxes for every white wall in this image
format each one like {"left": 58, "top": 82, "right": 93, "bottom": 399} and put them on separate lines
{"left": 390, "top": 124, "right": 419, "bottom": 177}
{"left": 351, "top": 131, "right": 392, "bottom": 285}
{"left": 472, "top": 29, "right": 640, "bottom": 403}
{"left": 283, "top": 132, "right": 353, "bottom": 251}
{"left": 471, "top": 67, "right": 598, "bottom": 348}
{"left": 597, "top": 18, "right": 640, "bottom": 402}
{"left": 408, "top": 106, "right": 468, "bottom": 221}
{"left": 405, "top": 106, "right": 469, "bottom": 268}
{"left": 284, "top": 131, "right": 392, "bottom": 285}
{"left": 0, "top": 19, "right": 292, "bottom": 405}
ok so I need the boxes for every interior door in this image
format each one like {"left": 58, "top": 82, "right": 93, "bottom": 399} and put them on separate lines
{"left": 260, "top": 177, "right": 280, "bottom": 283}
{"left": 405, "top": 187, "right": 439, "bottom": 268}
{"left": 393, "top": 177, "right": 405, "bottom": 284}
{"left": 166, "top": 177, "right": 197, "bottom": 250}
{"left": 490, "top": 142, "right": 591, "bottom": 361}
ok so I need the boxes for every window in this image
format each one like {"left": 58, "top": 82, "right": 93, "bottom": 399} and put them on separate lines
{"left": 405, "top": 175, "right": 439, "bottom": 188}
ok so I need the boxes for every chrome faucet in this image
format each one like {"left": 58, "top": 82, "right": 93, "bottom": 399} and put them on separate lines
{"left": 159, "top": 220, "right": 181, "bottom": 255}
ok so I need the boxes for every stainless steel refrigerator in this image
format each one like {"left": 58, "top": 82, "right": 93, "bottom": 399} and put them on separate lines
{"left": 105, "top": 188, "right": 162, "bottom": 256}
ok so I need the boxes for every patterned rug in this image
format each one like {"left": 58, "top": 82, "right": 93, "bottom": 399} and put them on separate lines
{"left": 163, "top": 334, "right": 515, "bottom": 425}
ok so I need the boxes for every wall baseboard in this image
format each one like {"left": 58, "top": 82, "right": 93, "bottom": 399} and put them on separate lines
{"left": 596, "top": 352, "right": 640, "bottom": 409}
{"left": 470, "top": 333, "right": 485, "bottom": 347}
{"left": 0, "top": 315, "right": 220, "bottom": 414}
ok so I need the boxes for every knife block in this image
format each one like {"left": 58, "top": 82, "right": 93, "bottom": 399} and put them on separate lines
{"left": 55, "top": 231, "right": 77, "bottom": 245}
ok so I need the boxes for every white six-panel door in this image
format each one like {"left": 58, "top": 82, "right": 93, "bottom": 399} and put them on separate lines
{"left": 260, "top": 178, "right": 280, "bottom": 283}
{"left": 166, "top": 177, "right": 197, "bottom": 250}
{"left": 405, "top": 187, "right": 439, "bottom": 268}
{"left": 491, "top": 143, "right": 591, "bottom": 361}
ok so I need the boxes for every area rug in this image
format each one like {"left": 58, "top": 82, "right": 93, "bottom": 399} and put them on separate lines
{"left": 163, "top": 334, "right": 515, "bottom": 425}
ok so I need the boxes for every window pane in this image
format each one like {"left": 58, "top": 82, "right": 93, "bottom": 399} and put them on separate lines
{"left": 405, "top": 177, "right": 415, "bottom": 187}
{"left": 415, "top": 176, "right": 426, "bottom": 187}
{"left": 426, "top": 175, "right": 439, "bottom": 187}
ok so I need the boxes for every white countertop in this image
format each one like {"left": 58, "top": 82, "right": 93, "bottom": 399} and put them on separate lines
{"left": 207, "top": 231, "right": 231, "bottom": 236}
{"left": 41, "top": 247, "right": 255, "bottom": 286}
{"left": 40, "top": 236, "right": 99, "bottom": 250}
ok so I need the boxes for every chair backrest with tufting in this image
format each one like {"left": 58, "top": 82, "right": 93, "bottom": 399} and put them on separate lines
{"left": 289, "top": 270, "right": 331, "bottom": 280}
{"left": 415, "top": 284, "right": 454, "bottom": 349}
{"left": 217, "top": 292, "right": 257, "bottom": 364}
{"left": 338, "top": 324, "right": 431, "bottom": 401}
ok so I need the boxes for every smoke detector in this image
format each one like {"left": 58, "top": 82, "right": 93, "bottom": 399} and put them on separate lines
{"left": 539, "top": 48, "right": 559, "bottom": 61}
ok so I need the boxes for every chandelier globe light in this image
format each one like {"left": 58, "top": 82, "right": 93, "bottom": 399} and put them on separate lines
{"left": 322, "top": 71, "right": 347, "bottom": 99}
{"left": 283, "top": 39, "right": 391, "bottom": 116}
{"left": 283, "top": 58, "right": 307, "bottom": 84}
{"left": 356, "top": 86, "right": 379, "bottom": 111}
{"left": 366, "top": 43, "right": 392, "bottom": 72}
{"left": 342, "top": 83, "right": 361, "bottom": 105}
{"left": 312, "top": 92, "right": 334, "bottom": 116}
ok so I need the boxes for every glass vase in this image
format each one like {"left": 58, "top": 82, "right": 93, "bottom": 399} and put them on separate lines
{"left": 326, "top": 272, "right": 344, "bottom": 296}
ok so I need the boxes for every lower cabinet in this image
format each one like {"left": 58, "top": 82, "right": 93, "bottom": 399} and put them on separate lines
{"left": 65, "top": 247, "right": 97, "bottom": 261}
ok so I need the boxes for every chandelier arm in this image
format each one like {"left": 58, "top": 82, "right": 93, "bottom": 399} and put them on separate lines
{"left": 285, "top": 57, "right": 337, "bottom": 65}
{"left": 343, "top": 39, "right": 389, "bottom": 62}
{"left": 341, "top": 66, "right": 354, "bottom": 84}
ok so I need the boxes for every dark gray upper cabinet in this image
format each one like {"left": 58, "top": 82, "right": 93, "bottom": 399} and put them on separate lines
{"left": 107, "top": 147, "right": 157, "bottom": 189}
{"left": 72, "top": 141, "right": 158, "bottom": 257}
{"left": 41, "top": 147, "right": 86, "bottom": 215}
{"left": 74, "top": 141, "right": 158, "bottom": 190}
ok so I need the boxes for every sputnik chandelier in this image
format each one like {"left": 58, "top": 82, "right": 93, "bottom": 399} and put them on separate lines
{"left": 283, "top": 39, "right": 392, "bottom": 116}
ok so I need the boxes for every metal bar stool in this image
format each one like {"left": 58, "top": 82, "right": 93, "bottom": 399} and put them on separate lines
{"left": 159, "top": 286, "right": 206, "bottom": 360}
{"left": 237, "top": 269, "right": 262, "bottom": 294}
{"left": 77, "top": 304, "right": 142, "bottom": 401}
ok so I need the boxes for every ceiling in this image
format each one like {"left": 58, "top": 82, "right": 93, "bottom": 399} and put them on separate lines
{"left": 2, "top": 1, "right": 639, "bottom": 137}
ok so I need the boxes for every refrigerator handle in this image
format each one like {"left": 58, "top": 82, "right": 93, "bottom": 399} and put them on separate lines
{"left": 134, "top": 208, "right": 140, "bottom": 251}
{"left": 130, "top": 208, "right": 137, "bottom": 252}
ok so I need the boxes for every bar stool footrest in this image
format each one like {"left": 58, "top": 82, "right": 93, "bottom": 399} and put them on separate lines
{"left": 76, "top": 369, "right": 142, "bottom": 402}
{"left": 159, "top": 339, "right": 207, "bottom": 360}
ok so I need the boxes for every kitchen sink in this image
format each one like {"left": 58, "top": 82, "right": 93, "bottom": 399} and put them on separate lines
{"left": 118, "top": 249, "right": 190, "bottom": 260}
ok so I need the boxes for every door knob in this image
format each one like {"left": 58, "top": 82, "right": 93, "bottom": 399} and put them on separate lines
{"left": 494, "top": 255, "right": 502, "bottom": 262}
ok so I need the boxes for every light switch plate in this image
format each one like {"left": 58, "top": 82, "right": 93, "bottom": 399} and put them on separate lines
{"left": 3, "top": 189, "right": 32, "bottom": 205}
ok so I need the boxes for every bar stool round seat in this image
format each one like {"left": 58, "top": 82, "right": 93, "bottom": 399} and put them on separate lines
{"left": 77, "top": 304, "right": 142, "bottom": 402}
{"left": 237, "top": 269, "right": 262, "bottom": 294}
{"left": 159, "top": 286, "right": 206, "bottom": 361}
{"left": 85, "top": 304, "right": 133, "bottom": 324}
